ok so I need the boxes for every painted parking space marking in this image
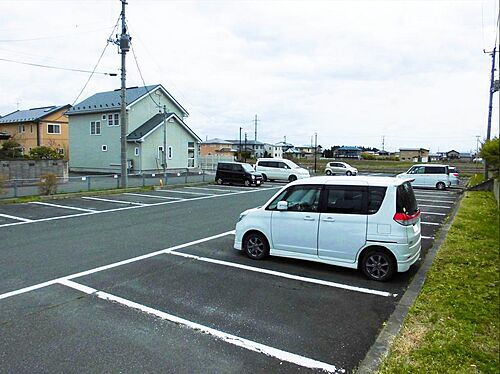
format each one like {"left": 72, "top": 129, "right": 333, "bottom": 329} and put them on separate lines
{"left": 185, "top": 186, "right": 242, "bottom": 193}
{"left": 0, "top": 213, "right": 33, "bottom": 222}
{"left": 422, "top": 236, "right": 435, "bottom": 240}
{"left": 421, "top": 221, "right": 440, "bottom": 225}
{"left": 30, "top": 201, "right": 97, "bottom": 213}
{"left": 421, "top": 211, "right": 446, "bottom": 216}
{"left": 123, "top": 193, "right": 185, "bottom": 200}
{"left": 82, "top": 196, "right": 148, "bottom": 206}
{"left": 0, "top": 187, "right": 281, "bottom": 230}
{"left": 156, "top": 189, "right": 216, "bottom": 196}
{"left": 416, "top": 199, "right": 454, "bottom": 203}
{"left": 167, "top": 251, "right": 396, "bottom": 297}
{"left": 58, "top": 279, "right": 342, "bottom": 373}
{"left": 418, "top": 204, "right": 451, "bottom": 209}
{"left": 0, "top": 231, "right": 235, "bottom": 301}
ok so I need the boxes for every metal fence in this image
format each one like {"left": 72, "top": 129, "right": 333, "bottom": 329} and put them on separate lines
{"left": 199, "top": 155, "right": 235, "bottom": 171}
{"left": 0, "top": 169, "right": 215, "bottom": 199}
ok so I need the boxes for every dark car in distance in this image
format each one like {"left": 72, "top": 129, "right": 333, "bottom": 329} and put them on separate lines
{"left": 216, "top": 162, "right": 263, "bottom": 187}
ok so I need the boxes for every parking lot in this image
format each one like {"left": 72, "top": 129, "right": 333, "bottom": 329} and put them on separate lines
{"left": 0, "top": 180, "right": 461, "bottom": 373}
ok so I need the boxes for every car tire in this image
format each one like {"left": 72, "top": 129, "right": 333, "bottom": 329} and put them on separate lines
{"left": 288, "top": 175, "right": 297, "bottom": 182}
{"left": 216, "top": 178, "right": 223, "bottom": 185}
{"left": 325, "top": 170, "right": 332, "bottom": 175}
{"left": 436, "top": 182, "right": 446, "bottom": 190}
{"left": 346, "top": 171, "right": 352, "bottom": 176}
{"left": 262, "top": 174, "right": 267, "bottom": 182}
{"left": 244, "top": 232, "right": 269, "bottom": 260}
{"left": 244, "top": 179, "right": 251, "bottom": 187}
{"left": 361, "top": 249, "right": 395, "bottom": 281}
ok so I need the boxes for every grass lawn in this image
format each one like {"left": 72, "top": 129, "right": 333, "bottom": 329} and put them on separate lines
{"left": 468, "top": 173, "right": 486, "bottom": 187}
{"left": 378, "top": 191, "right": 499, "bottom": 374}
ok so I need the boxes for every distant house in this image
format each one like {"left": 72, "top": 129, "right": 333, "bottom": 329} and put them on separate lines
{"left": 67, "top": 84, "right": 201, "bottom": 173}
{"left": 334, "top": 146, "right": 362, "bottom": 159}
{"left": 264, "top": 143, "right": 283, "bottom": 158}
{"left": 399, "top": 148, "right": 429, "bottom": 162}
{"left": 200, "top": 138, "right": 237, "bottom": 158}
{"left": 459, "top": 152, "right": 472, "bottom": 161}
{"left": 0, "top": 105, "right": 71, "bottom": 158}
{"left": 284, "top": 147, "right": 301, "bottom": 158}
{"left": 225, "top": 139, "right": 266, "bottom": 158}
{"left": 446, "top": 150, "right": 460, "bottom": 160}
{"left": 274, "top": 141, "right": 295, "bottom": 153}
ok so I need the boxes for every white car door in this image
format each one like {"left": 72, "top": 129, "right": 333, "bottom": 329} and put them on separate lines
{"left": 271, "top": 185, "right": 322, "bottom": 256}
{"left": 318, "top": 185, "right": 368, "bottom": 262}
{"left": 267, "top": 161, "right": 280, "bottom": 179}
{"left": 409, "top": 166, "right": 427, "bottom": 186}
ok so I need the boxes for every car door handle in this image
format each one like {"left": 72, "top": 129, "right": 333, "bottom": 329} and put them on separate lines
{"left": 322, "top": 217, "right": 335, "bottom": 222}
{"left": 303, "top": 216, "right": 315, "bottom": 221}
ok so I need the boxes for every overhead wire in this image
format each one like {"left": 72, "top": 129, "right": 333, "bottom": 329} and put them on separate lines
{"left": 130, "top": 38, "right": 162, "bottom": 109}
{"left": 0, "top": 57, "right": 116, "bottom": 75}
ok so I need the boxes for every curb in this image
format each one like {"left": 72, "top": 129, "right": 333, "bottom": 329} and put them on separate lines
{"left": 355, "top": 191, "right": 466, "bottom": 374}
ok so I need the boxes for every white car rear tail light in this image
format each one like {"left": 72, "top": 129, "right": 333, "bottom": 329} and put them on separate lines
{"left": 393, "top": 210, "right": 421, "bottom": 226}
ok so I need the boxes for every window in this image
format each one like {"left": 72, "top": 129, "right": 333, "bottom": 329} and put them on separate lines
{"left": 47, "top": 123, "right": 61, "bottom": 134}
{"left": 101, "top": 145, "right": 107, "bottom": 152}
{"left": 268, "top": 186, "right": 321, "bottom": 213}
{"left": 18, "top": 124, "right": 25, "bottom": 133}
{"left": 232, "top": 164, "right": 243, "bottom": 172}
{"left": 57, "top": 148, "right": 65, "bottom": 155}
{"left": 187, "top": 141, "right": 195, "bottom": 168}
{"left": 325, "top": 186, "right": 367, "bottom": 214}
{"left": 168, "top": 146, "right": 172, "bottom": 159}
{"left": 396, "top": 182, "right": 418, "bottom": 215}
{"left": 409, "top": 166, "right": 425, "bottom": 174}
{"left": 108, "top": 113, "right": 120, "bottom": 126}
{"left": 425, "top": 166, "right": 446, "bottom": 174}
{"left": 102, "top": 115, "right": 106, "bottom": 120}
{"left": 90, "top": 121, "right": 101, "bottom": 135}
{"left": 134, "top": 147, "right": 139, "bottom": 156}
{"left": 278, "top": 162, "right": 290, "bottom": 169}
{"left": 30, "top": 124, "right": 33, "bottom": 133}
{"left": 367, "top": 187, "right": 387, "bottom": 214}
{"left": 158, "top": 146, "right": 164, "bottom": 159}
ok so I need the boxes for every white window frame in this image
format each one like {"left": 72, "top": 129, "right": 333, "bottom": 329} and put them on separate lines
{"left": 101, "top": 145, "right": 108, "bottom": 152}
{"left": 57, "top": 148, "right": 65, "bottom": 155}
{"left": 18, "top": 124, "right": 25, "bottom": 133}
{"left": 134, "top": 147, "right": 140, "bottom": 156}
{"left": 102, "top": 114, "right": 107, "bottom": 120}
{"left": 90, "top": 121, "right": 101, "bottom": 135}
{"left": 158, "top": 146, "right": 164, "bottom": 159}
{"left": 187, "top": 142, "right": 195, "bottom": 168}
{"left": 168, "top": 146, "right": 173, "bottom": 159}
{"left": 47, "top": 123, "right": 61, "bottom": 135}
{"left": 108, "top": 113, "right": 120, "bottom": 127}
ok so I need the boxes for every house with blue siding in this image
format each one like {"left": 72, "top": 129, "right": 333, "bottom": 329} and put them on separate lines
{"left": 67, "top": 84, "right": 201, "bottom": 173}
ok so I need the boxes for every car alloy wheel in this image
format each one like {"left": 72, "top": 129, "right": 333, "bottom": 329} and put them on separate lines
{"left": 244, "top": 179, "right": 251, "bottom": 187}
{"left": 436, "top": 182, "right": 446, "bottom": 190}
{"left": 362, "top": 250, "right": 394, "bottom": 281}
{"left": 346, "top": 171, "right": 352, "bottom": 176}
{"left": 216, "top": 178, "right": 223, "bottom": 185}
{"left": 244, "top": 233, "right": 268, "bottom": 260}
{"left": 325, "top": 170, "right": 332, "bottom": 175}
{"left": 288, "top": 175, "right": 297, "bottom": 182}
{"left": 262, "top": 174, "right": 267, "bottom": 182}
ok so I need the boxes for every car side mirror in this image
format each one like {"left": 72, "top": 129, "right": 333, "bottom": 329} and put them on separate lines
{"left": 277, "top": 201, "right": 288, "bottom": 211}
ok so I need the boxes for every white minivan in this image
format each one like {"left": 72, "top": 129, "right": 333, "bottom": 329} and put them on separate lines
{"left": 397, "top": 164, "right": 451, "bottom": 190}
{"left": 234, "top": 176, "right": 421, "bottom": 281}
{"left": 255, "top": 158, "right": 310, "bottom": 182}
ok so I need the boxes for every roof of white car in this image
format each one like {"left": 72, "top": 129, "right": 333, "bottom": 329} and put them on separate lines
{"left": 290, "top": 176, "right": 408, "bottom": 187}
{"left": 412, "top": 164, "right": 449, "bottom": 167}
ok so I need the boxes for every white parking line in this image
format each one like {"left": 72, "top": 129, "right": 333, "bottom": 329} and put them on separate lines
{"left": 0, "top": 187, "right": 281, "bottom": 229}
{"left": 156, "top": 189, "right": 215, "bottom": 196}
{"left": 123, "top": 193, "right": 185, "bottom": 200}
{"left": 416, "top": 199, "right": 454, "bottom": 203}
{"left": 421, "top": 221, "right": 440, "bottom": 226}
{"left": 167, "top": 251, "right": 395, "bottom": 298}
{"left": 414, "top": 191, "right": 456, "bottom": 196}
{"left": 59, "top": 279, "right": 341, "bottom": 373}
{"left": 0, "top": 230, "right": 235, "bottom": 301}
{"left": 418, "top": 204, "right": 451, "bottom": 209}
{"left": 185, "top": 186, "right": 241, "bottom": 193}
{"left": 422, "top": 236, "right": 435, "bottom": 239}
{"left": 82, "top": 196, "right": 147, "bottom": 206}
{"left": 421, "top": 211, "right": 446, "bottom": 216}
{"left": 30, "top": 201, "right": 97, "bottom": 213}
{"left": 0, "top": 213, "right": 33, "bottom": 222}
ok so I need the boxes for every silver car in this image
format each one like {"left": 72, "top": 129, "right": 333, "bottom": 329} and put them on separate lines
{"left": 324, "top": 162, "right": 358, "bottom": 176}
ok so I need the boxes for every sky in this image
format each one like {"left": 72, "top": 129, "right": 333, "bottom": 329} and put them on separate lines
{"left": 0, "top": 0, "right": 498, "bottom": 153}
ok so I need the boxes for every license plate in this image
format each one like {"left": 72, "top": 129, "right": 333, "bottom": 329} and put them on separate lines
{"left": 256, "top": 181, "right": 261, "bottom": 185}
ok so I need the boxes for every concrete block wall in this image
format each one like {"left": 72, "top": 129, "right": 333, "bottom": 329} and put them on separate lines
{"left": 0, "top": 159, "right": 68, "bottom": 181}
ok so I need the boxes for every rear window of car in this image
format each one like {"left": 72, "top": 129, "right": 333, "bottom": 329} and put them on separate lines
{"left": 396, "top": 182, "right": 418, "bottom": 214}
{"left": 368, "top": 187, "right": 387, "bottom": 214}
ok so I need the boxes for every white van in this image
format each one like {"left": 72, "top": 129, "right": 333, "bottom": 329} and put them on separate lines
{"left": 234, "top": 176, "right": 421, "bottom": 281}
{"left": 255, "top": 158, "right": 310, "bottom": 182}
{"left": 397, "top": 164, "right": 451, "bottom": 190}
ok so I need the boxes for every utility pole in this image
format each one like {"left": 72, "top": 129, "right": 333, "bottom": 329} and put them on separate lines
{"left": 382, "top": 135, "right": 385, "bottom": 151}
{"left": 118, "top": 0, "right": 131, "bottom": 188}
{"left": 254, "top": 114, "right": 259, "bottom": 141}
{"left": 475, "top": 135, "right": 481, "bottom": 158}
{"left": 314, "top": 132, "right": 318, "bottom": 175}
{"left": 244, "top": 132, "right": 248, "bottom": 163}
{"left": 163, "top": 105, "right": 167, "bottom": 186}
{"left": 239, "top": 127, "right": 242, "bottom": 161}
{"left": 484, "top": 45, "right": 497, "bottom": 179}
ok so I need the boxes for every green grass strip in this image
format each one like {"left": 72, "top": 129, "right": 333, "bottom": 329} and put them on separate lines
{"left": 379, "top": 191, "right": 499, "bottom": 374}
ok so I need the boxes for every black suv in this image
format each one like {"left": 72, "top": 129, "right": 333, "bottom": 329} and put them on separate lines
{"left": 216, "top": 162, "right": 263, "bottom": 187}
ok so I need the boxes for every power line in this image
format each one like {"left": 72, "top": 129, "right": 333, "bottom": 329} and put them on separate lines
{"left": 0, "top": 57, "right": 117, "bottom": 75}
{"left": 0, "top": 26, "right": 114, "bottom": 43}
{"left": 130, "top": 40, "right": 161, "bottom": 108}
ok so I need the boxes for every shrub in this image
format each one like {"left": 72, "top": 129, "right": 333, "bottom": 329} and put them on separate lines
{"left": 0, "top": 140, "right": 23, "bottom": 159}
{"left": 479, "top": 137, "right": 499, "bottom": 175}
{"left": 360, "top": 152, "right": 376, "bottom": 160}
{"left": 29, "top": 146, "right": 63, "bottom": 160}
{"left": 39, "top": 173, "right": 58, "bottom": 195}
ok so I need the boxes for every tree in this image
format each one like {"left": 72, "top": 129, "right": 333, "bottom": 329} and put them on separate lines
{"left": 29, "top": 146, "right": 63, "bottom": 160}
{"left": 480, "top": 137, "right": 499, "bottom": 175}
{"left": 0, "top": 140, "right": 23, "bottom": 159}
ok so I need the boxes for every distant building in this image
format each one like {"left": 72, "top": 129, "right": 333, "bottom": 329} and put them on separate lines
{"left": 225, "top": 139, "right": 266, "bottom": 158}
{"left": 459, "top": 152, "right": 472, "bottom": 161}
{"left": 399, "top": 148, "right": 429, "bottom": 162}
{"left": 274, "top": 141, "right": 295, "bottom": 153}
{"left": 446, "top": 150, "right": 460, "bottom": 160}
{"left": 0, "top": 105, "right": 71, "bottom": 158}
{"left": 334, "top": 146, "right": 362, "bottom": 159}
{"left": 264, "top": 143, "right": 283, "bottom": 158}
{"left": 201, "top": 138, "right": 237, "bottom": 158}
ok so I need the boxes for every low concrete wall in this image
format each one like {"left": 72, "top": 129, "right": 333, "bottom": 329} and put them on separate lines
{"left": 0, "top": 159, "right": 68, "bottom": 181}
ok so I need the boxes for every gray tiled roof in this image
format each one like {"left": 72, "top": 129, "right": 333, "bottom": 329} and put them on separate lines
{"left": 67, "top": 85, "right": 158, "bottom": 115}
{"left": 127, "top": 113, "right": 173, "bottom": 141}
{"left": 225, "top": 139, "right": 266, "bottom": 146}
{"left": 0, "top": 105, "right": 70, "bottom": 124}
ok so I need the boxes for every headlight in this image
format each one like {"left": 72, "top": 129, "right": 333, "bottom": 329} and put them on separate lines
{"left": 238, "top": 213, "right": 248, "bottom": 222}
{"left": 251, "top": 175, "right": 255, "bottom": 179}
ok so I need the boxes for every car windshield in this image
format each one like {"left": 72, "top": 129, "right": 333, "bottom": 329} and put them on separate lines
{"left": 241, "top": 163, "right": 254, "bottom": 172}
